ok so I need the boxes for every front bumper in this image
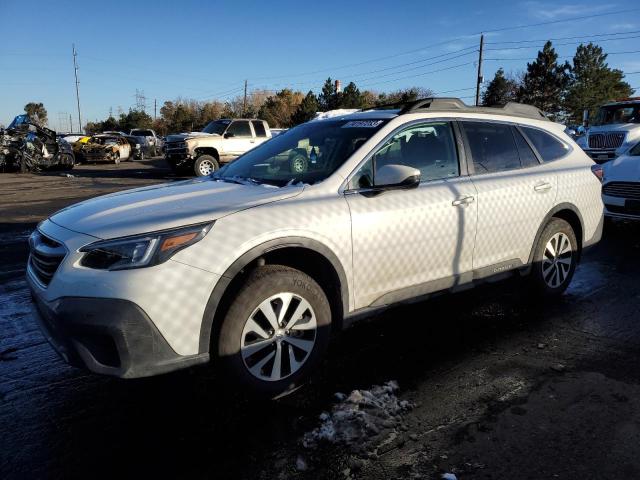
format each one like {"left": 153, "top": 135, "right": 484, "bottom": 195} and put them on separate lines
{"left": 30, "top": 293, "right": 209, "bottom": 378}
{"left": 603, "top": 193, "right": 640, "bottom": 220}
{"left": 165, "top": 149, "right": 193, "bottom": 167}
{"left": 583, "top": 149, "right": 617, "bottom": 163}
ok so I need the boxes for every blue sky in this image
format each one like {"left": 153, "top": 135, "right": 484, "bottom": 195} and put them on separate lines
{"left": 1, "top": 0, "right": 639, "bottom": 130}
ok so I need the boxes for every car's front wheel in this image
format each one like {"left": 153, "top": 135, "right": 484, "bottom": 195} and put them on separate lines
{"left": 217, "top": 265, "right": 331, "bottom": 398}
{"left": 194, "top": 155, "right": 219, "bottom": 176}
{"left": 529, "top": 218, "right": 578, "bottom": 295}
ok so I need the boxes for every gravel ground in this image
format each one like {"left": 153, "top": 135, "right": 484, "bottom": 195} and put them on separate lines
{"left": 1, "top": 158, "right": 640, "bottom": 479}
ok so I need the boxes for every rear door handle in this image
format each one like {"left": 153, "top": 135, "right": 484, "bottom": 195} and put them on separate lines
{"left": 452, "top": 196, "right": 475, "bottom": 207}
{"left": 534, "top": 182, "right": 553, "bottom": 193}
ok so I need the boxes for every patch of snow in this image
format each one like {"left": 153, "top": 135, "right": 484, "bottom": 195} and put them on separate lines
{"left": 302, "top": 380, "right": 413, "bottom": 453}
{"left": 441, "top": 474, "right": 458, "bottom": 480}
{"left": 311, "top": 109, "right": 359, "bottom": 121}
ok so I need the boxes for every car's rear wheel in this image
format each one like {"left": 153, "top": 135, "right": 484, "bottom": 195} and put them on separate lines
{"left": 217, "top": 265, "right": 331, "bottom": 398}
{"left": 194, "top": 155, "right": 219, "bottom": 176}
{"left": 529, "top": 218, "right": 578, "bottom": 295}
{"left": 289, "top": 153, "right": 308, "bottom": 174}
{"left": 58, "top": 153, "right": 75, "bottom": 171}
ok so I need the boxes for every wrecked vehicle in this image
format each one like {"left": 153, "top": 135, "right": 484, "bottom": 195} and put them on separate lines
{"left": 0, "top": 114, "right": 74, "bottom": 172}
{"left": 80, "top": 134, "right": 132, "bottom": 164}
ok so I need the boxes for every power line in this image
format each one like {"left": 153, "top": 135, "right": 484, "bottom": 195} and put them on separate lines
{"left": 485, "top": 49, "right": 640, "bottom": 62}
{"left": 486, "top": 29, "right": 640, "bottom": 45}
{"left": 359, "top": 62, "right": 475, "bottom": 88}
{"left": 485, "top": 34, "right": 640, "bottom": 51}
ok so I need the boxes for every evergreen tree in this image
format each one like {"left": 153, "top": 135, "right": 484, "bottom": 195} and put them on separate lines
{"left": 317, "top": 78, "right": 341, "bottom": 111}
{"left": 565, "top": 43, "right": 634, "bottom": 123}
{"left": 291, "top": 91, "right": 319, "bottom": 125}
{"left": 517, "top": 41, "right": 570, "bottom": 119}
{"left": 341, "top": 82, "right": 362, "bottom": 108}
{"left": 482, "top": 68, "right": 520, "bottom": 106}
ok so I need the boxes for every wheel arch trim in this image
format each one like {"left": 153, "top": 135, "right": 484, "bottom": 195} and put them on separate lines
{"left": 198, "top": 236, "right": 350, "bottom": 353}
{"left": 527, "top": 202, "right": 585, "bottom": 265}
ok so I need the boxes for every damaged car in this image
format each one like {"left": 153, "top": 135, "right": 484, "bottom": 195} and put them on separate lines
{"left": 80, "top": 134, "right": 132, "bottom": 164}
{"left": 0, "top": 114, "right": 75, "bottom": 172}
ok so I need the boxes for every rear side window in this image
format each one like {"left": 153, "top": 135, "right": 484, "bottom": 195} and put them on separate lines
{"left": 513, "top": 127, "right": 540, "bottom": 168}
{"left": 463, "top": 122, "right": 521, "bottom": 174}
{"left": 252, "top": 121, "right": 267, "bottom": 137}
{"left": 521, "top": 127, "right": 569, "bottom": 162}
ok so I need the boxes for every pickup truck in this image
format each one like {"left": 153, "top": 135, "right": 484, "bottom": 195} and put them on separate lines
{"left": 164, "top": 118, "right": 272, "bottom": 176}
{"left": 129, "top": 128, "right": 161, "bottom": 157}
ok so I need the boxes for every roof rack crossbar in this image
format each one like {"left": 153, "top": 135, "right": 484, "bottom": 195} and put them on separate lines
{"left": 393, "top": 97, "right": 548, "bottom": 121}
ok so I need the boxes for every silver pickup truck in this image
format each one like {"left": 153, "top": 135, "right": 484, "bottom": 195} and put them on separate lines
{"left": 165, "top": 119, "right": 271, "bottom": 176}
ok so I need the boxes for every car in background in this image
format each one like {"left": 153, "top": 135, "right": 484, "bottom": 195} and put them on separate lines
{"left": 81, "top": 134, "right": 132, "bottom": 163}
{"left": 130, "top": 128, "right": 160, "bottom": 156}
{"left": 165, "top": 119, "right": 272, "bottom": 176}
{"left": 577, "top": 98, "right": 640, "bottom": 163}
{"left": 601, "top": 141, "right": 640, "bottom": 221}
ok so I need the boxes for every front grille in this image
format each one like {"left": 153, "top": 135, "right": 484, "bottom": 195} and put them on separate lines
{"left": 606, "top": 204, "right": 640, "bottom": 215}
{"left": 588, "top": 132, "right": 625, "bottom": 149}
{"left": 603, "top": 182, "right": 640, "bottom": 200}
{"left": 29, "top": 231, "right": 65, "bottom": 286}
{"left": 166, "top": 141, "right": 186, "bottom": 150}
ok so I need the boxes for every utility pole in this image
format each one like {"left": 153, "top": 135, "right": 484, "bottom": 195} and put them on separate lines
{"left": 72, "top": 44, "right": 83, "bottom": 132}
{"left": 243, "top": 80, "right": 248, "bottom": 116}
{"left": 475, "top": 34, "right": 484, "bottom": 106}
{"left": 154, "top": 99, "right": 157, "bottom": 120}
{"left": 69, "top": 113, "right": 73, "bottom": 132}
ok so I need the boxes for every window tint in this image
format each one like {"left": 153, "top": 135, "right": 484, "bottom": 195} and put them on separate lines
{"left": 463, "top": 122, "right": 520, "bottom": 173}
{"left": 513, "top": 127, "right": 540, "bottom": 168}
{"left": 521, "top": 126, "right": 569, "bottom": 162}
{"left": 226, "top": 121, "right": 252, "bottom": 137}
{"left": 252, "top": 121, "right": 267, "bottom": 137}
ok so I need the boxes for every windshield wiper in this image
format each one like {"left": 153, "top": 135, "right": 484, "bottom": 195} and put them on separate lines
{"left": 213, "top": 175, "right": 263, "bottom": 186}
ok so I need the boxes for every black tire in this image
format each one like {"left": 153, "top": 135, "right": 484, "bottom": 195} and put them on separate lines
{"left": 217, "top": 265, "right": 331, "bottom": 398}
{"left": 59, "top": 153, "right": 75, "bottom": 171}
{"left": 529, "top": 218, "right": 578, "bottom": 296}
{"left": 113, "top": 152, "right": 120, "bottom": 165}
{"left": 289, "top": 153, "right": 308, "bottom": 174}
{"left": 194, "top": 154, "right": 219, "bottom": 176}
{"left": 138, "top": 150, "right": 145, "bottom": 161}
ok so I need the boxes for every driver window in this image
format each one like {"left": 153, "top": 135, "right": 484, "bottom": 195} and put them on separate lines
{"left": 348, "top": 121, "right": 459, "bottom": 189}
{"left": 226, "top": 121, "right": 252, "bottom": 137}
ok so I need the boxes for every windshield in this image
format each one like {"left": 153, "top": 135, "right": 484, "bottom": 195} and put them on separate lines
{"left": 131, "top": 129, "right": 152, "bottom": 136}
{"left": 215, "top": 119, "right": 388, "bottom": 187}
{"left": 202, "top": 120, "right": 231, "bottom": 135}
{"left": 593, "top": 104, "right": 640, "bottom": 125}
{"left": 89, "top": 136, "right": 118, "bottom": 145}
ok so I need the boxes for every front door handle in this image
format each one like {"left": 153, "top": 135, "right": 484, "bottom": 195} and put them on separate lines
{"left": 452, "top": 196, "right": 475, "bottom": 207}
{"left": 534, "top": 182, "right": 553, "bottom": 193}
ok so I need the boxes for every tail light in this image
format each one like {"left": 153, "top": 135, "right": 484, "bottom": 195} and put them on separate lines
{"left": 591, "top": 164, "right": 604, "bottom": 182}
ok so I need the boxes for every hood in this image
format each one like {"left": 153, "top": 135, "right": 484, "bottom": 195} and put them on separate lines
{"left": 604, "top": 154, "right": 640, "bottom": 183}
{"left": 49, "top": 178, "right": 303, "bottom": 240}
{"left": 588, "top": 123, "right": 639, "bottom": 134}
{"left": 166, "top": 132, "right": 219, "bottom": 142}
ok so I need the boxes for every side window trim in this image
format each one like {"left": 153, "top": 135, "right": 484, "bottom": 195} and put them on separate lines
{"left": 228, "top": 120, "right": 252, "bottom": 137}
{"left": 510, "top": 125, "right": 543, "bottom": 168}
{"left": 342, "top": 118, "right": 464, "bottom": 193}
{"left": 514, "top": 125, "right": 544, "bottom": 164}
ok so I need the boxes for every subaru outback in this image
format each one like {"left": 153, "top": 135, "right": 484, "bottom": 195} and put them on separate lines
{"left": 27, "top": 98, "right": 604, "bottom": 398}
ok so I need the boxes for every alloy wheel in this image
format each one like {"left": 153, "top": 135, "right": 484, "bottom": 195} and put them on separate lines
{"left": 240, "top": 292, "right": 317, "bottom": 382}
{"left": 542, "top": 232, "right": 573, "bottom": 288}
{"left": 198, "top": 159, "right": 214, "bottom": 176}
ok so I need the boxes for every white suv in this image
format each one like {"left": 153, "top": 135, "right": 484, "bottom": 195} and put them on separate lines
{"left": 27, "top": 99, "right": 604, "bottom": 397}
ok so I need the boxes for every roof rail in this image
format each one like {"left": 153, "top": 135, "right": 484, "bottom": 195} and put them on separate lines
{"left": 392, "top": 97, "right": 548, "bottom": 121}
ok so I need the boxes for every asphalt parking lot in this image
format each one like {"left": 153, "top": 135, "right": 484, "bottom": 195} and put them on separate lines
{"left": 2, "top": 158, "right": 640, "bottom": 479}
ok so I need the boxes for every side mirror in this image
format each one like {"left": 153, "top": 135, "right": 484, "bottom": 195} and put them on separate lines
{"left": 375, "top": 164, "right": 421, "bottom": 190}
{"left": 224, "top": 132, "right": 235, "bottom": 138}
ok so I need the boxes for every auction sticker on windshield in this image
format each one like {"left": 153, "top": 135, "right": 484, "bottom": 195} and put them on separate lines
{"left": 342, "top": 120, "right": 385, "bottom": 128}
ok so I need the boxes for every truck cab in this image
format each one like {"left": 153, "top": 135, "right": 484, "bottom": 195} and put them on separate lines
{"left": 577, "top": 99, "right": 640, "bottom": 163}
{"left": 165, "top": 119, "right": 272, "bottom": 176}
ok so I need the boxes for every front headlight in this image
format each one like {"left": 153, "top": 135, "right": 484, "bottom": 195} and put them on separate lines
{"left": 79, "top": 221, "right": 213, "bottom": 270}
